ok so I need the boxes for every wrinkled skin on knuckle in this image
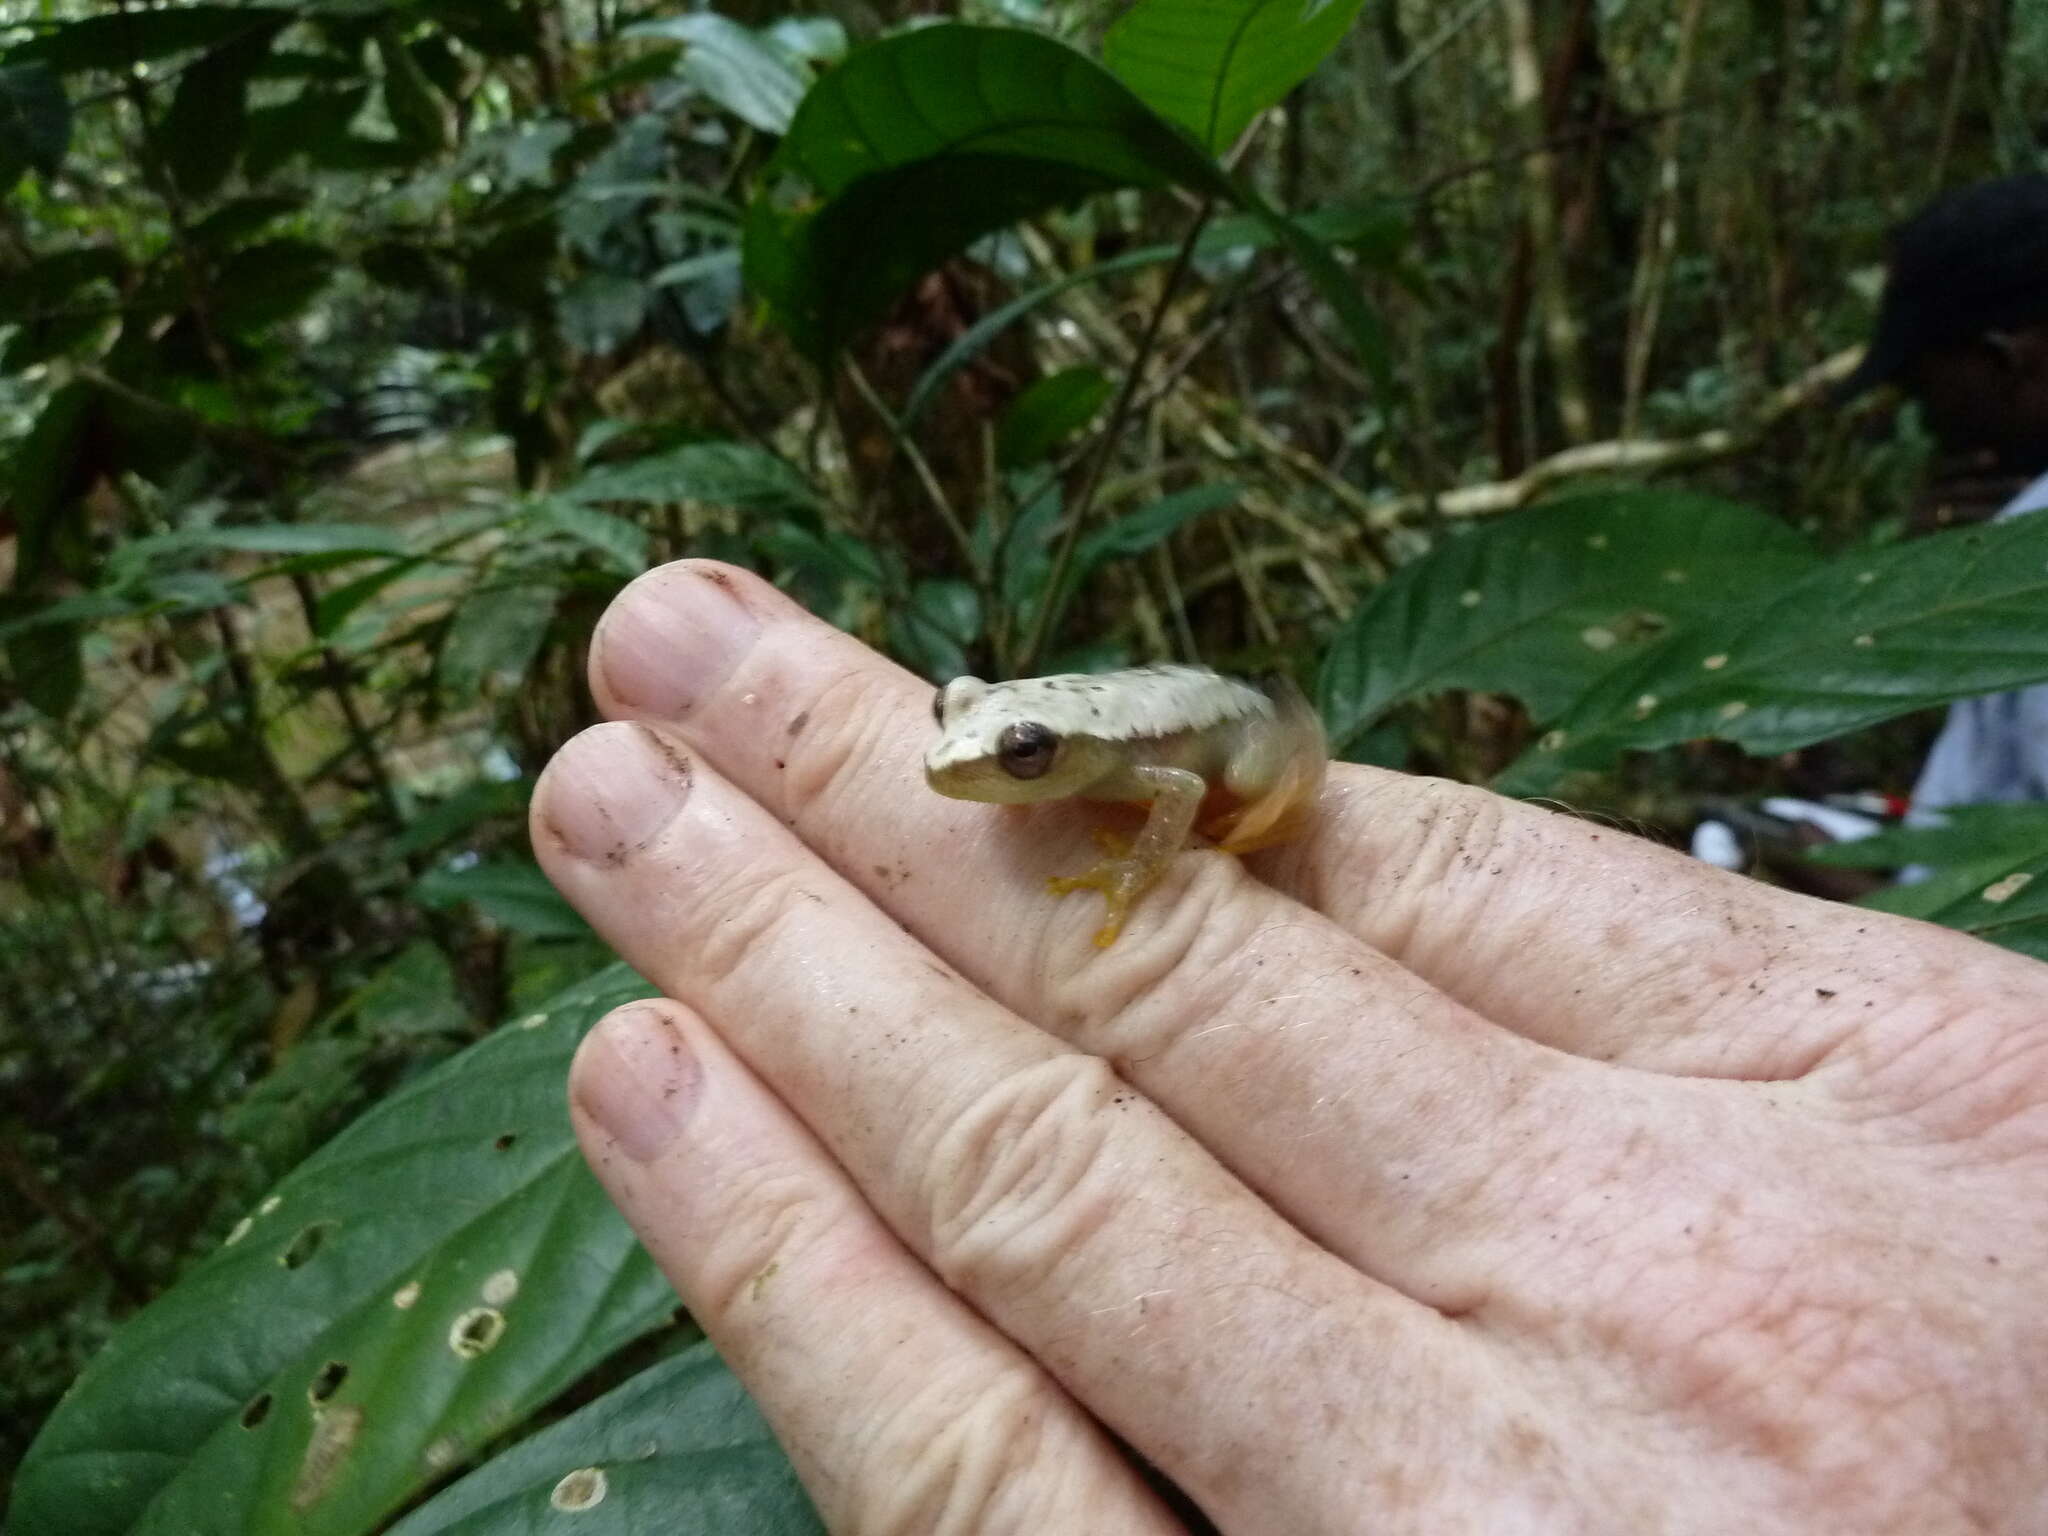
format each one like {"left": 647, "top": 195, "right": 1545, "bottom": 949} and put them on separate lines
{"left": 916, "top": 1054, "right": 1125, "bottom": 1297}
{"left": 691, "top": 1163, "right": 847, "bottom": 1327}
{"left": 843, "top": 1363, "right": 1093, "bottom": 1536}
{"left": 775, "top": 667, "right": 916, "bottom": 828}
{"left": 1033, "top": 861, "right": 1270, "bottom": 1052}
{"left": 683, "top": 862, "right": 819, "bottom": 988}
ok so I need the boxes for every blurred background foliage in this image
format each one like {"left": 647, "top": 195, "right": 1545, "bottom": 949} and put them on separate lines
{"left": 1, "top": 0, "right": 2044, "bottom": 1525}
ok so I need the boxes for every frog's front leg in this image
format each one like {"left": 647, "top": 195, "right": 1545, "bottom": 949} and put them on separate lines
{"left": 1048, "top": 764, "right": 1207, "bottom": 947}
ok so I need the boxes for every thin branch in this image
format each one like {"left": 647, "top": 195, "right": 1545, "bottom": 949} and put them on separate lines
{"left": 1015, "top": 198, "right": 1218, "bottom": 675}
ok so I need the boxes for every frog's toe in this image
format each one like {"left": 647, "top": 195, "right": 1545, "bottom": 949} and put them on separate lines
{"left": 1048, "top": 854, "right": 1160, "bottom": 946}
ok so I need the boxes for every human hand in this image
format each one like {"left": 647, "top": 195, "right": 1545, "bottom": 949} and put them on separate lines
{"left": 531, "top": 560, "right": 2048, "bottom": 1534}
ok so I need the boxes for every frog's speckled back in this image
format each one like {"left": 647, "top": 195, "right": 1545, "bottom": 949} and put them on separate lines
{"left": 946, "top": 664, "right": 1270, "bottom": 751}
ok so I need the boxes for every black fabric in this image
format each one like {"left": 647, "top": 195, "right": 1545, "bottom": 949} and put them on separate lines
{"left": 1840, "top": 173, "right": 2048, "bottom": 398}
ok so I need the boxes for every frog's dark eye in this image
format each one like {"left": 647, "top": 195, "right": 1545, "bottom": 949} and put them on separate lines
{"left": 997, "top": 721, "right": 1059, "bottom": 779}
{"left": 932, "top": 687, "right": 947, "bottom": 727}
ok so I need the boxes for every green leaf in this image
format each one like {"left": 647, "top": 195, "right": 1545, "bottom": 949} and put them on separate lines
{"left": 1851, "top": 817, "right": 2048, "bottom": 964}
{"left": 890, "top": 578, "right": 982, "bottom": 682}
{"left": 533, "top": 497, "right": 649, "bottom": 577}
{"left": 1105, "top": 0, "right": 1369, "bottom": 153}
{"left": 997, "top": 367, "right": 1114, "bottom": 469}
{"left": 0, "top": 63, "right": 70, "bottom": 188}
{"left": 0, "top": 244, "right": 124, "bottom": 325}
{"left": 212, "top": 239, "right": 336, "bottom": 332}
{"left": 440, "top": 583, "right": 558, "bottom": 698}
{"left": 1497, "top": 512, "right": 2048, "bottom": 795}
{"left": 188, "top": 195, "right": 304, "bottom": 249}
{"left": 116, "top": 522, "right": 405, "bottom": 567}
{"left": 625, "top": 14, "right": 809, "bottom": 134}
{"left": 901, "top": 200, "right": 1400, "bottom": 428}
{"left": 375, "top": 21, "right": 451, "bottom": 154}
{"left": 387, "top": 1340, "right": 822, "bottom": 1535}
{"left": 7, "top": 7, "right": 290, "bottom": 73}
{"left": 413, "top": 860, "right": 589, "bottom": 938}
{"left": 7, "top": 381, "right": 100, "bottom": 580}
{"left": 6, "top": 616, "right": 84, "bottom": 720}
{"left": 160, "top": 23, "right": 278, "bottom": 199}
{"left": 565, "top": 443, "right": 820, "bottom": 518}
{"left": 1805, "top": 804, "right": 2048, "bottom": 870}
{"left": 1250, "top": 195, "right": 1394, "bottom": 399}
{"left": 1318, "top": 492, "right": 1822, "bottom": 759}
{"left": 9, "top": 966, "right": 676, "bottom": 1536}
{"left": 742, "top": 24, "right": 1228, "bottom": 361}
{"left": 243, "top": 86, "right": 370, "bottom": 180}
{"left": 1075, "top": 482, "right": 1241, "bottom": 573}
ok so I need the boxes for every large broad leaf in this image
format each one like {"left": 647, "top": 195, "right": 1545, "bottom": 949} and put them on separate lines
{"left": 0, "top": 62, "right": 70, "bottom": 188}
{"left": 386, "top": 1340, "right": 822, "bottom": 1535}
{"left": 1105, "top": 0, "right": 1370, "bottom": 153}
{"left": 10, "top": 966, "right": 680, "bottom": 1536}
{"left": 741, "top": 24, "right": 1228, "bottom": 361}
{"left": 6, "top": 7, "right": 290, "bottom": 73}
{"left": 1496, "top": 512, "right": 2048, "bottom": 795}
{"left": 1317, "top": 492, "right": 1822, "bottom": 759}
{"left": 624, "top": 14, "right": 809, "bottom": 134}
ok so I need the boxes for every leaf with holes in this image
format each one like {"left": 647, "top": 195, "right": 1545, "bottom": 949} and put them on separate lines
{"left": 386, "top": 1340, "right": 822, "bottom": 1535}
{"left": 1858, "top": 840, "right": 2048, "bottom": 963}
{"left": 1105, "top": 0, "right": 1369, "bottom": 153}
{"left": 9, "top": 965, "right": 680, "bottom": 1536}
{"left": 742, "top": 24, "right": 1228, "bottom": 360}
{"left": 1495, "top": 511, "right": 2048, "bottom": 795}
{"left": 1316, "top": 492, "right": 1822, "bottom": 760}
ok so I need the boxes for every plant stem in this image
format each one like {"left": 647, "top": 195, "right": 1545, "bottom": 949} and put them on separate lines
{"left": 1015, "top": 197, "right": 1217, "bottom": 675}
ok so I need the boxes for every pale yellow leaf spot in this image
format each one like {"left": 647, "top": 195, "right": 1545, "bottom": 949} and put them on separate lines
{"left": 1540, "top": 730, "right": 1567, "bottom": 751}
{"left": 1856, "top": 570, "right": 1877, "bottom": 584}
{"left": 1702, "top": 654, "right": 1729, "bottom": 671}
{"left": 1852, "top": 634, "right": 1876, "bottom": 647}
{"left": 392, "top": 1280, "right": 422, "bottom": 1310}
{"left": 1632, "top": 694, "right": 1659, "bottom": 718}
{"left": 1579, "top": 626, "right": 1617, "bottom": 651}
{"left": 481, "top": 1268, "right": 520, "bottom": 1307}
{"left": 552, "top": 1468, "right": 609, "bottom": 1512}
{"left": 1459, "top": 589, "right": 1482, "bottom": 608}
{"left": 225, "top": 1216, "right": 252, "bottom": 1247}
{"left": 1982, "top": 873, "right": 2034, "bottom": 904}
{"left": 1718, "top": 700, "right": 1749, "bottom": 721}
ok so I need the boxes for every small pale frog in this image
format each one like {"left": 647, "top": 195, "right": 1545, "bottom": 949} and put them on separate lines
{"left": 925, "top": 664, "right": 1327, "bottom": 946}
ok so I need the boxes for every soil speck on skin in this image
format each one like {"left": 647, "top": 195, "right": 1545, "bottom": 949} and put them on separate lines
{"left": 787, "top": 711, "right": 810, "bottom": 737}
{"left": 1815, "top": 988, "right": 1836, "bottom": 1000}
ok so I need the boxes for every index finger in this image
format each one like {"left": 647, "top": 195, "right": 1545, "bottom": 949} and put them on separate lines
{"left": 591, "top": 560, "right": 2045, "bottom": 1083}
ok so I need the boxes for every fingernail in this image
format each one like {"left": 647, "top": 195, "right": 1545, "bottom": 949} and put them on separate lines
{"left": 596, "top": 563, "right": 763, "bottom": 718}
{"left": 573, "top": 1006, "right": 703, "bottom": 1163}
{"left": 538, "top": 723, "right": 693, "bottom": 865}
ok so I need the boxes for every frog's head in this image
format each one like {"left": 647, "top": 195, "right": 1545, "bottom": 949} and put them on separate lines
{"left": 924, "top": 676, "right": 1118, "bottom": 803}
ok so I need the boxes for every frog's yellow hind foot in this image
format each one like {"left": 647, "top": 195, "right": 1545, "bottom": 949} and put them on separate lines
{"left": 1047, "top": 838, "right": 1164, "bottom": 948}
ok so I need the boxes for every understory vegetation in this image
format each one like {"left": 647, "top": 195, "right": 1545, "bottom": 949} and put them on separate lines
{"left": 3, "top": 0, "right": 2045, "bottom": 1528}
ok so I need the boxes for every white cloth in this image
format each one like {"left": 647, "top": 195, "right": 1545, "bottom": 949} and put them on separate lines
{"left": 1907, "top": 469, "right": 2048, "bottom": 817}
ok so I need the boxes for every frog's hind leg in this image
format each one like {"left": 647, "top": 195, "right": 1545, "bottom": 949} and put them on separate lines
{"left": 1049, "top": 766, "right": 1205, "bottom": 946}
